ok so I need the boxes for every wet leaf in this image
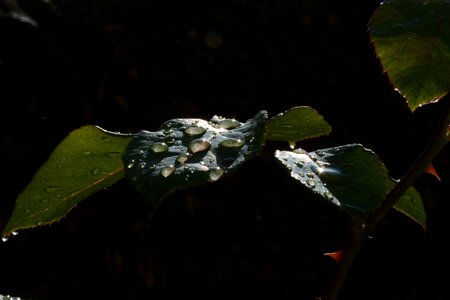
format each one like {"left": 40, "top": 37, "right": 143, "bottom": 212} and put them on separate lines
{"left": 265, "top": 106, "right": 331, "bottom": 147}
{"left": 2, "top": 126, "right": 134, "bottom": 237}
{"left": 123, "top": 111, "right": 267, "bottom": 208}
{"left": 275, "top": 144, "right": 389, "bottom": 223}
{"left": 275, "top": 144, "right": 426, "bottom": 227}
{"left": 369, "top": 0, "right": 450, "bottom": 111}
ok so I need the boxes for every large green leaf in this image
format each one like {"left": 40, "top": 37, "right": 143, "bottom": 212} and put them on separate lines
{"left": 123, "top": 111, "right": 267, "bottom": 208}
{"left": 275, "top": 144, "right": 424, "bottom": 227}
{"left": 1, "top": 126, "right": 134, "bottom": 238}
{"left": 265, "top": 106, "right": 332, "bottom": 148}
{"left": 369, "top": 0, "right": 450, "bottom": 111}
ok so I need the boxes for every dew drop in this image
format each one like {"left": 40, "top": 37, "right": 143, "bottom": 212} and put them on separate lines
{"left": 306, "top": 172, "right": 314, "bottom": 178}
{"left": 188, "top": 139, "right": 211, "bottom": 153}
{"left": 288, "top": 141, "right": 296, "bottom": 149}
{"left": 45, "top": 186, "right": 62, "bottom": 193}
{"left": 36, "top": 221, "right": 45, "bottom": 226}
{"left": 92, "top": 168, "right": 101, "bottom": 175}
{"left": 218, "top": 119, "right": 240, "bottom": 129}
{"left": 209, "top": 167, "right": 224, "bottom": 182}
{"left": 127, "top": 160, "right": 135, "bottom": 169}
{"left": 160, "top": 166, "right": 176, "bottom": 178}
{"left": 306, "top": 179, "right": 316, "bottom": 188}
{"left": 324, "top": 191, "right": 334, "bottom": 200}
{"left": 176, "top": 154, "right": 190, "bottom": 165}
{"left": 138, "top": 150, "right": 145, "bottom": 156}
{"left": 84, "top": 151, "right": 92, "bottom": 156}
{"left": 11, "top": 231, "right": 18, "bottom": 236}
{"left": 149, "top": 142, "right": 169, "bottom": 153}
{"left": 219, "top": 138, "right": 244, "bottom": 149}
{"left": 185, "top": 126, "right": 207, "bottom": 136}
{"left": 2, "top": 237, "right": 8, "bottom": 242}
{"left": 139, "top": 162, "right": 146, "bottom": 169}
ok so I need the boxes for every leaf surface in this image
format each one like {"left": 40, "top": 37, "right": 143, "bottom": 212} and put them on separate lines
{"left": 369, "top": 0, "right": 450, "bottom": 111}
{"left": 2, "top": 126, "right": 133, "bottom": 237}
{"left": 265, "top": 106, "right": 331, "bottom": 147}
{"left": 275, "top": 144, "right": 425, "bottom": 227}
{"left": 123, "top": 111, "right": 267, "bottom": 208}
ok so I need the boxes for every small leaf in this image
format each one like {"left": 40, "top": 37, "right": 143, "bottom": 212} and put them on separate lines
{"left": 392, "top": 180, "right": 426, "bottom": 230}
{"left": 123, "top": 111, "right": 268, "bottom": 208}
{"left": 275, "top": 144, "right": 389, "bottom": 223}
{"left": 2, "top": 126, "right": 134, "bottom": 237}
{"left": 369, "top": 0, "right": 450, "bottom": 111}
{"left": 265, "top": 106, "right": 332, "bottom": 147}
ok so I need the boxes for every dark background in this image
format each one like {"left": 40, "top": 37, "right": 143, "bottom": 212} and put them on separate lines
{"left": 0, "top": 0, "right": 449, "bottom": 299}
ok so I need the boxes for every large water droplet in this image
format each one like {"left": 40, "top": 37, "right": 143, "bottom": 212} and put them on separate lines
{"left": 149, "top": 142, "right": 169, "bottom": 153}
{"left": 209, "top": 167, "right": 224, "bottom": 182}
{"left": 219, "top": 138, "right": 244, "bottom": 149}
{"left": 188, "top": 139, "right": 211, "bottom": 153}
{"left": 92, "top": 168, "right": 101, "bottom": 175}
{"left": 160, "top": 166, "right": 176, "bottom": 178}
{"left": 185, "top": 126, "right": 207, "bottom": 136}
{"left": 218, "top": 119, "right": 240, "bottom": 129}
{"left": 306, "top": 179, "right": 316, "bottom": 188}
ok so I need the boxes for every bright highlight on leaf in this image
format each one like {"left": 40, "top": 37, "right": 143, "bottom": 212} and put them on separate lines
{"left": 265, "top": 106, "right": 332, "bottom": 148}
{"left": 1, "top": 126, "right": 134, "bottom": 238}
{"left": 275, "top": 144, "right": 425, "bottom": 227}
{"left": 369, "top": 0, "right": 450, "bottom": 111}
{"left": 123, "top": 111, "right": 267, "bottom": 208}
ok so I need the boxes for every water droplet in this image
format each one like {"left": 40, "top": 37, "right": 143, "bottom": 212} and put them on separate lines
{"left": 306, "top": 172, "right": 314, "bottom": 178}
{"left": 127, "top": 160, "right": 135, "bottom": 169}
{"left": 324, "top": 191, "right": 334, "bottom": 200}
{"left": 45, "top": 186, "right": 63, "bottom": 193}
{"left": 188, "top": 139, "right": 211, "bottom": 153}
{"left": 296, "top": 162, "right": 304, "bottom": 168}
{"left": 138, "top": 150, "right": 145, "bottom": 156}
{"left": 160, "top": 166, "right": 176, "bottom": 178}
{"left": 11, "top": 231, "right": 18, "bottom": 236}
{"left": 209, "top": 167, "right": 224, "bottom": 181}
{"left": 288, "top": 141, "right": 296, "bottom": 149}
{"left": 92, "top": 168, "right": 101, "bottom": 175}
{"left": 218, "top": 119, "right": 240, "bottom": 129}
{"left": 185, "top": 126, "right": 207, "bottom": 136}
{"left": 219, "top": 138, "right": 244, "bottom": 149}
{"left": 36, "top": 221, "right": 45, "bottom": 226}
{"left": 149, "top": 142, "right": 169, "bottom": 153}
{"left": 2, "top": 237, "right": 8, "bottom": 242}
{"left": 306, "top": 179, "right": 316, "bottom": 188}
{"left": 139, "top": 162, "right": 146, "bottom": 169}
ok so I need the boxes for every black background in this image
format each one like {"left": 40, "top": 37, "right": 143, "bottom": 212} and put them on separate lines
{"left": 0, "top": 0, "right": 449, "bottom": 299}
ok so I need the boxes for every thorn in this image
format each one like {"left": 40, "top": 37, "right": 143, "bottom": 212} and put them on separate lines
{"left": 425, "top": 164, "right": 441, "bottom": 181}
{"left": 324, "top": 249, "right": 344, "bottom": 262}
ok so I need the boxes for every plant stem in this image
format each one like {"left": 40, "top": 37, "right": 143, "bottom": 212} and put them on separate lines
{"left": 320, "top": 94, "right": 450, "bottom": 300}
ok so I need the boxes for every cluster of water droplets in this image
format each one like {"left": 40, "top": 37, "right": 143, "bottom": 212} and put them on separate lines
{"left": 1, "top": 231, "right": 19, "bottom": 243}
{"left": 275, "top": 148, "right": 342, "bottom": 207}
{"left": 124, "top": 113, "right": 258, "bottom": 196}
{"left": 0, "top": 295, "right": 22, "bottom": 300}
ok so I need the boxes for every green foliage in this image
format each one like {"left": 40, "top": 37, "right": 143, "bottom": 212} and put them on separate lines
{"left": 369, "top": 0, "right": 450, "bottom": 111}
{"left": 265, "top": 106, "right": 332, "bottom": 148}
{"left": 1, "top": 126, "right": 133, "bottom": 237}
{"left": 123, "top": 111, "right": 267, "bottom": 208}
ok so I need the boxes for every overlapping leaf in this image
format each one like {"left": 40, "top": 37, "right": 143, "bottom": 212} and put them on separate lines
{"left": 123, "top": 111, "right": 267, "bottom": 208}
{"left": 369, "top": 0, "right": 450, "bottom": 111}
{"left": 2, "top": 126, "right": 134, "bottom": 238}
{"left": 275, "top": 144, "right": 425, "bottom": 227}
{"left": 265, "top": 106, "right": 332, "bottom": 148}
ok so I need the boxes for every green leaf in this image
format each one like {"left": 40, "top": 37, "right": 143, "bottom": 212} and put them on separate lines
{"left": 123, "top": 111, "right": 267, "bottom": 208}
{"left": 391, "top": 180, "right": 426, "bottom": 230}
{"left": 265, "top": 106, "right": 332, "bottom": 148}
{"left": 275, "top": 144, "right": 389, "bottom": 223}
{"left": 369, "top": 0, "right": 450, "bottom": 111}
{"left": 2, "top": 126, "right": 134, "bottom": 237}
